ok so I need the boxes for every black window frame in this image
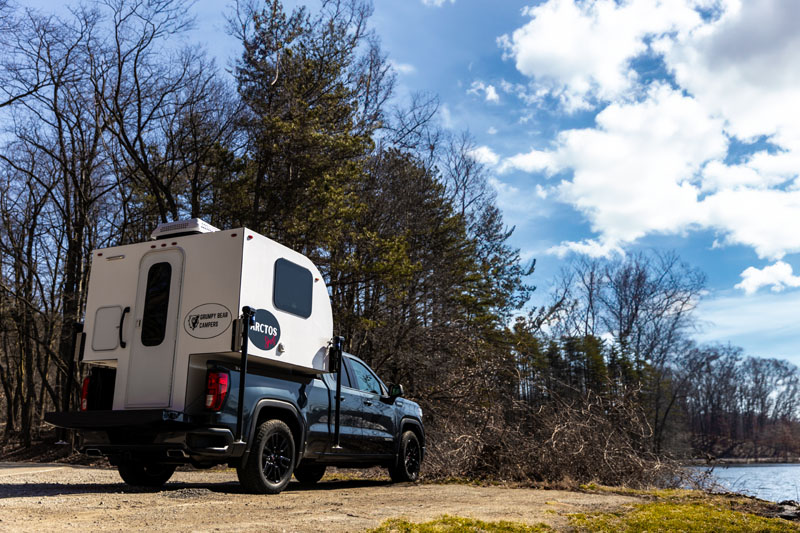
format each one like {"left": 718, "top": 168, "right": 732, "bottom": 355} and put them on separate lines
{"left": 140, "top": 261, "right": 172, "bottom": 347}
{"left": 272, "top": 258, "right": 313, "bottom": 319}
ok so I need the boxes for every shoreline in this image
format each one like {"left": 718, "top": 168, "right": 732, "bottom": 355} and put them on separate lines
{"left": 683, "top": 457, "right": 800, "bottom": 466}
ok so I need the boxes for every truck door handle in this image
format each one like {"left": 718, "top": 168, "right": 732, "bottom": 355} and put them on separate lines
{"left": 119, "top": 306, "right": 130, "bottom": 348}
{"left": 337, "top": 396, "right": 346, "bottom": 402}
{"left": 364, "top": 400, "right": 373, "bottom": 406}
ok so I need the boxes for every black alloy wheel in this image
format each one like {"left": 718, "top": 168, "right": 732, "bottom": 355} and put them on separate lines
{"left": 237, "top": 419, "right": 296, "bottom": 494}
{"left": 261, "top": 431, "right": 293, "bottom": 483}
{"left": 389, "top": 430, "right": 421, "bottom": 482}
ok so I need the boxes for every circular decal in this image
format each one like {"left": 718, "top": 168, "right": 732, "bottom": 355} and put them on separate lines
{"left": 248, "top": 308, "right": 281, "bottom": 351}
{"left": 184, "top": 303, "right": 232, "bottom": 339}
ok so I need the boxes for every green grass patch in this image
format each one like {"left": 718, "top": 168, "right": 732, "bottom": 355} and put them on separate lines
{"left": 570, "top": 501, "right": 799, "bottom": 532}
{"left": 367, "top": 515, "right": 553, "bottom": 533}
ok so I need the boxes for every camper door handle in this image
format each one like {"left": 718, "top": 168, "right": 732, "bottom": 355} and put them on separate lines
{"left": 119, "top": 306, "right": 130, "bottom": 348}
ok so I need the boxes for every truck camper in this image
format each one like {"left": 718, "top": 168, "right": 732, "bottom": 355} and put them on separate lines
{"left": 46, "top": 219, "right": 424, "bottom": 494}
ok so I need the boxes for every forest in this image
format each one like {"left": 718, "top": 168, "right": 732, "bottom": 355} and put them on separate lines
{"left": 1, "top": 0, "right": 798, "bottom": 486}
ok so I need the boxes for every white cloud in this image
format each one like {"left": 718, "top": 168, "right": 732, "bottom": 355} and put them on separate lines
{"left": 389, "top": 60, "right": 416, "bottom": 75}
{"left": 468, "top": 81, "right": 500, "bottom": 104}
{"left": 547, "top": 238, "right": 624, "bottom": 258}
{"left": 663, "top": 0, "right": 800, "bottom": 142}
{"left": 469, "top": 145, "right": 500, "bottom": 166}
{"left": 700, "top": 189, "right": 800, "bottom": 260}
{"left": 421, "top": 0, "right": 454, "bottom": 6}
{"left": 485, "top": 84, "right": 499, "bottom": 103}
{"left": 504, "top": 84, "right": 725, "bottom": 248}
{"left": 499, "top": 148, "right": 555, "bottom": 174}
{"left": 735, "top": 261, "right": 800, "bottom": 295}
{"left": 498, "top": 0, "right": 800, "bottom": 265}
{"left": 498, "top": 0, "right": 703, "bottom": 106}
{"left": 487, "top": 126, "right": 498, "bottom": 135}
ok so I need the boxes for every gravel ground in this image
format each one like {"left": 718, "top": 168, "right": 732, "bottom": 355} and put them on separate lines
{"left": 0, "top": 462, "right": 640, "bottom": 532}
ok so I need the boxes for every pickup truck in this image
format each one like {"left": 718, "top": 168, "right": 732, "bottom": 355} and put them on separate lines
{"left": 46, "top": 351, "right": 424, "bottom": 494}
{"left": 44, "top": 219, "right": 424, "bottom": 494}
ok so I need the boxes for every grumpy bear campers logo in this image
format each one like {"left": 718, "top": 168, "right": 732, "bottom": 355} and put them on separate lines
{"left": 248, "top": 308, "right": 281, "bottom": 351}
{"left": 184, "top": 303, "right": 232, "bottom": 339}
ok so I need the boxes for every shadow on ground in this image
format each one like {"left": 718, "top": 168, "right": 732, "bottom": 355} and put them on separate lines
{"left": 0, "top": 478, "right": 393, "bottom": 499}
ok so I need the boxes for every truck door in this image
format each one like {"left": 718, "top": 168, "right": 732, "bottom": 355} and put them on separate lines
{"left": 345, "top": 357, "right": 396, "bottom": 456}
{"left": 125, "top": 250, "right": 183, "bottom": 407}
{"left": 321, "top": 367, "right": 368, "bottom": 455}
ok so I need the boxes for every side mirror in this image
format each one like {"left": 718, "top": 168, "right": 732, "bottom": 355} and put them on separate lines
{"left": 388, "top": 383, "right": 404, "bottom": 398}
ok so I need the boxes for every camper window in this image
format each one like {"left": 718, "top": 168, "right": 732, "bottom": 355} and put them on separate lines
{"left": 273, "top": 258, "right": 312, "bottom": 318}
{"left": 141, "top": 262, "right": 172, "bottom": 346}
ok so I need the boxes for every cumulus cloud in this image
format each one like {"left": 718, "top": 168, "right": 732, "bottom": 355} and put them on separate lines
{"left": 468, "top": 81, "right": 500, "bottom": 103}
{"left": 469, "top": 145, "right": 500, "bottom": 166}
{"left": 498, "top": 0, "right": 800, "bottom": 265}
{"left": 735, "top": 261, "right": 800, "bottom": 295}
{"left": 663, "top": 0, "right": 800, "bottom": 142}
{"left": 485, "top": 84, "right": 499, "bottom": 103}
{"left": 498, "top": 0, "right": 703, "bottom": 106}
{"left": 547, "top": 238, "right": 624, "bottom": 259}
{"left": 499, "top": 148, "right": 555, "bottom": 174}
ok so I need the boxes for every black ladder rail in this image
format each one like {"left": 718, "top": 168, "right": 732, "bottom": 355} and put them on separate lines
{"left": 332, "top": 336, "right": 344, "bottom": 449}
{"left": 235, "top": 306, "right": 254, "bottom": 443}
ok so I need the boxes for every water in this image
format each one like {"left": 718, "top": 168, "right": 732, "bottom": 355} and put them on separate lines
{"left": 693, "top": 463, "right": 800, "bottom": 503}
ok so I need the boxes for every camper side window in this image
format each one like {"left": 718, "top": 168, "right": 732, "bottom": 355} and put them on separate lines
{"left": 141, "top": 262, "right": 172, "bottom": 346}
{"left": 273, "top": 258, "right": 313, "bottom": 318}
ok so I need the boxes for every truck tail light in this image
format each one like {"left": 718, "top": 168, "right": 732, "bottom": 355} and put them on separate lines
{"left": 205, "top": 371, "right": 229, "bottom": 411}
{"left": 80, "top": 376, "right": 91, "bottom": 411}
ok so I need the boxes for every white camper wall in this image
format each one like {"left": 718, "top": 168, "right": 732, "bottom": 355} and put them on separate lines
{"left": 82, "top": 231, "right": 244, "bottom": 411}
{"left": 170, "top": 230, "right": 244, "bottom": 411}
{"left": 239, "top": 230, "right": 333, "bottom": 373}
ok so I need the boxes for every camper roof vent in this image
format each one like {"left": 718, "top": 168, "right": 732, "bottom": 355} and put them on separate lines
{"left": 151, "top": 218, "right": 220, "bottom": 240}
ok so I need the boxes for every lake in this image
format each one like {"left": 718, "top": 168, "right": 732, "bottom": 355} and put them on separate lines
{"left": 693, "top": 463, "right": 800, "bottom": 503}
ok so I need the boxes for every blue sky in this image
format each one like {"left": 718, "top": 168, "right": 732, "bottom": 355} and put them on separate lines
{"left": 369, "top": 0, "right": 800, "bottom": 366}
{"left": 24, "top": 0, "right": 800, "bottom": 365}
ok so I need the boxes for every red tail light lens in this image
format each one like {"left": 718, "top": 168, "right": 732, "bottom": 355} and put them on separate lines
{"left": 205, "top": 371, "right": 229, "bottom": 411}
{"left": 80, "top": 376, "right": 91, "bottom": 411}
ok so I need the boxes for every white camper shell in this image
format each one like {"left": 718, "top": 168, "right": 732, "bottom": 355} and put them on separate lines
{"left": 81, "top": 219, "right": 334, "bottom": 412}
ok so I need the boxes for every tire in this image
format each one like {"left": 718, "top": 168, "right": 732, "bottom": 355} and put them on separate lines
{"left": 389, "top": 430, "right": 421, "bottom": 483}
{"left": 117, "top": 461, "right": 176, "bottom": 488}
{"left": 293, "top": 463, "right": 326, "bottom": 485}
{"left": 237, "top": 419, "right": 295, "bottom": 494}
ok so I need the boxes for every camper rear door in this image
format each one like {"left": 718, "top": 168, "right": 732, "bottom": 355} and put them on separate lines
{"left": 125, "top": 249, "right": 184, "bottom": 407}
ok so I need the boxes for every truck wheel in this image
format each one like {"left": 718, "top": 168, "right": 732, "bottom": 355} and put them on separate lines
{"left": 237, "top": 419, "right": 295, "bottom": 494}
{"left": 117, "top": 461, "right": 176, "bottom": 488}
{"left": 389, "top": 430, "right": 421, "bottom": 482}
{"left": 293, "top": 463, "right": 326, "bottom": 484}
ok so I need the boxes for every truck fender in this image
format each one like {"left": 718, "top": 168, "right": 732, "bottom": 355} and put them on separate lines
{"left": 241, "top": 399, "right": 307, "bottom": 467}
{"left": 398, "top": 417, "right": 425, "bottom": 458}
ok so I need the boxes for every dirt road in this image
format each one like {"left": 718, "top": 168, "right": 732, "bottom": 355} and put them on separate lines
{"left": 0, "top": 462, "right": 639, "bottom": 532}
